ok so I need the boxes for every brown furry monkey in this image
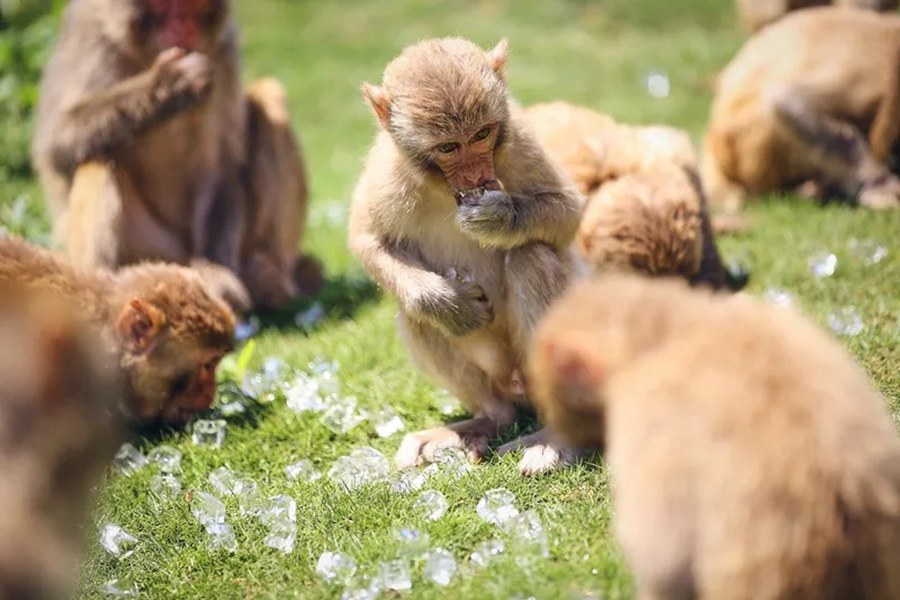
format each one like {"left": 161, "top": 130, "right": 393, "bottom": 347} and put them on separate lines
{"left": 0, "top": 285, "right": 122, "bottom": 599}
{"left": 0, "top": 236, "right": 235, "bottom": 425}
{"left": 530, "top": 274, "right": 900, "bottom": 600}
{"left": 350, "top": 38, "right": 583, "bottom": 475}
{"left": 704, "top": 7, "right": 900, "bottom": 213}
{"left": 31, "top": 0, "right": 322, "bottom": 310}
{"left": 736, "top": 0, "right": 899, "bottom": 33}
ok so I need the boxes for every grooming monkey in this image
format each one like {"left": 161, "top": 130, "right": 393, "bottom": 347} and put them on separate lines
{"left": 526, "top": 101, "right": 728, "bottom": 288}
{"left": 0, "top": 286, "right": 122, "bottom": 599}
{"left": 350, "top": 38, "right": 583, "bottom": 475}
{"left": 736, "top": 0, "right": 898, "bottom": 33}
{"left": 704, "top": 8, "right": 900, "bottom": 213}
{"left": 530, "top": 275, "right": 900, "bottom": 600}
{"left": 0, "top": 236, "right": 235, "bottom": 425}
{"left": 32, "top": 0, "right": 322, "bottom": 310}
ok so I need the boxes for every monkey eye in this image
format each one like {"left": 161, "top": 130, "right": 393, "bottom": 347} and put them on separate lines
{"left": 170, "top": 372, "right": 193, "bottom": 397}
{"left": 472, "top": 126, "right": 491, "bottom": 142}
{"left": 436, "top": 142, "right": 460, "bottom": 154}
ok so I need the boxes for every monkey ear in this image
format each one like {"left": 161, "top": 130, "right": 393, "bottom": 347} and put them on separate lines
{"left": 362, "top": 83, "right": 392, "bottom": 130}
{"left": 486, "top": 38, "right": 509, "bottom": 78}
{"left": 115, "top": 299, "right": 166, "bottom": 355}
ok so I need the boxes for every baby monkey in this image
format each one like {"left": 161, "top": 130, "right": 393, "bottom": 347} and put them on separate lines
{"left": 0, "top": 285, "right": 122, "bottom": 599}
{"left": 530, "top": 275, "right": 900, "bottom": 600}
{"left": 0, "top": 236, "right": 235, "bottom": 425}
{"left": 350, "top": 38, "right": 583, "bottom": 475}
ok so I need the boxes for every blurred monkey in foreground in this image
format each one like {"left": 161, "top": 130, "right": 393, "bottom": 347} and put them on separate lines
{"left": 736, "top": 0, "right": 898, "bottom": 33}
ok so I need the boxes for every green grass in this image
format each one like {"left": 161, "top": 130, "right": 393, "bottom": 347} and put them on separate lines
{"left": 0, "top": 0, "right": 897, "bottom": 598}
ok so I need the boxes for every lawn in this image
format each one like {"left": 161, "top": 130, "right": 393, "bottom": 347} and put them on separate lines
{"left": 0, "top": 1, "right": 898, "bottom": 598}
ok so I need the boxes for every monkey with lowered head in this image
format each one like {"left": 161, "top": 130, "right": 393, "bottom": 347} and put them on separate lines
{"left": 0, "top": 285, "right": 122, "bottom": 600}
{"left": 529, "top": 274, "right": 900, "bottom": 600}
{"left": 526, "top": 101, "right": 729, "bottom": 288}
{"left": 736, "top": 0, "right": 899, "bottom": 33}
{"left": 32, "top": 0, "right": 322, "bottom": 310}
{"left": 350, "top": 38, "right": 583, "bottom": 475}
{"left": 0, "top": 236, "right": 235, "bottom": 425}
{"left": 703, "top": 7, "right": 900, "bottom": 213}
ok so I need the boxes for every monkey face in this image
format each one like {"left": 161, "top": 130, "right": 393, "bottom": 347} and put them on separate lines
{"left": 429, "top": 123, "right": 501, "bottom": 191}
{"left": 131, "top": 0, "right": 227, "bottom": 54}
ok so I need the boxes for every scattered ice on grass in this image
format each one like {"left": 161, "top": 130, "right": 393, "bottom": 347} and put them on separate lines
{"left": 149, "top": 474, "right": 182, "bottom": 504}
{"left": 395, "top": 528, "right": 430, "bottom": 557}
{"left": 99, "top": 523, "right": 138, "bottom": 558}
{"left": 190, "top": 491, "right": 226, "bottom": 527}
{"left": 477, "top": 488, "right": 519, "bottom": 526}
{"left": 371, "top": 405, "right": 405, "bottom": 438}
{"left": 316, "top": 551, "right": 358, "bottom": 585}
{"left": 241, "top": 372, "right": 281, "bottom": 404}
{"left": 414, "top": 490, "right": 449, "bottom": 521}
{"left": 191, "top": 419, "right": 226, "bottom": 448}
{"left": 286, "top": 375, "right": 327, "bottom": 413}
{"left": 376, "top": 559, "right": 412, "bottom": 592}
{"left": 285, "top": 459, "right": 321, "bottom": 483}
{"left": 101, "top": 576, "right": 140, "bottom": 597}
{"left": 147, "top": 445, "right": 182, "bottom": 474}
{"left": 391, "top": 469, "right": 428, "bottom": 494}
{"left": 849, "top": 238, "right": 887, "bottom": 266}
{"left": 260, "top": 495, "right": 297, "bottom": 526}
{"left": 264, "top": 519, "right": 297, "bottom": 554}
{"left": 504, "top": 510, "right": 549, "bottom": 558}
{"left": 321, "top": 395, "right": 367, "bottom": 434}
{"left": 645, "top": 70, "right": 670, "bottom": 98}
{"left": 762, "top": 287, "right": 794, "bottom": 308}
{"left": 205, "top": 522, "right": 238, "bottom": 553}
{"left": 423, "top": 548, "right": 457, "bottom": 586}
{"left": 430, "top": 447, "right": 472, "bottom": 478}
{"left": 340, "top": 573, "right": 380, "bottom": 600}
{"left": 295, "top": 302, "right": 327, "bottom": 330}
{"left": 112, "top": 443, "right": 147, "bottom": 475}
{"left": 827, "top": 307, "right": 864, "bottom": 337}
{"left": 809, "top": 252, "right": 837, "bottom": 278}
{"left": 469, "top": 539, "right": 505, "bottom": 568}
{"left": 209, "top": 467, "right": 240, "bottom": 496}
{"left": 328, "top": 447, "right": 390, "bottom": 490}
{"left": 432, "top": 390, "right": 462, "bottom": 415}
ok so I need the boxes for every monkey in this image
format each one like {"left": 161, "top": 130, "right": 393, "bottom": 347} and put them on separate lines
{"left": 529, "top": 274, "right": 900, "bottom": 600}
{"left": 0, "top": 285, "right": 122, "bottom": 599}
{"left": 31, "top": 0, "right": 323, "bottom": 311}
{"left": 0, "top": 235, "right": 236, "bottom": 425}
{"left": 703, "top": 8, "right": 900, "bottom": 213}
{"left": 736, "top": 0, "right": 899, "bottom": 33}
{"left": 349, "top": 38, "right": 583, "bottom": 476}
{"left": 525, "top": 101, "right": 729, "bottom": 288}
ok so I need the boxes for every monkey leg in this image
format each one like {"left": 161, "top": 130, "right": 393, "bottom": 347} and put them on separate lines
{"left": 768, "top": 84, "right": 900, "bottom": 208}
{"left": 395, "top": 315, "right": 517, "bottom": 469}
{"left": 496, "top": 428, "right": 583, "bottom": 476}
{"left": 505, "top": 242, "right": 572, "bottom": 353}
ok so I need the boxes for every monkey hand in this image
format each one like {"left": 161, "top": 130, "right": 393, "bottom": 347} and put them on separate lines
{"left": 455, "top": 187, "right": 518, "bottom": 241}
{"left": 152, "top": 48, "right": 213, "bottom": 112}
{"left": 412, "top": 269, "right": 493, "bottom": 336}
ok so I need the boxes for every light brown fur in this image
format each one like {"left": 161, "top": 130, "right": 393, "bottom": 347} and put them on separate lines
{"left": 31, "top": 0, "right": 321, "bottom": 310}
{"left": 0, "top": 236, "right": 235, "bottom": 424}
{"left": 704, "top": 8, "right": 900, "bottom": 212}
{"left": 530, "top": 275, "right": 900, "bottom": 600}
{"left": 736, "top": 0, "right": 899, "bottom": 33}
{"left": 0, "top": 285, "right": 122, "bottom": 599}
{"left": 350, "top": 39, "right": 583, "bottom": 475}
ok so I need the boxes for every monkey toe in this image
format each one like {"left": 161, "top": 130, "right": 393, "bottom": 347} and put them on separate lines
{"left": 517, "top": 443, "right": 576, "bottom": 477}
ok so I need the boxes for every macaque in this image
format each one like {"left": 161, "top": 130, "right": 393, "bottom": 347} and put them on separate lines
{"left": 349, "top": 38, "right": 583, "bottom": 475}
{"left": 704, "top": 8, "right": 900, "bottom": 213}
{"left": 0, "top": 285, "right": 122, "bottom": 599}
{"left": 31, "top": 0, "right": 322, "bottom": 310}
{"left": 526, "top": 101, "right": 728, "bottom": 288}
{"left": 736, "top": 0, "right": 898, "bottom": 33}
{"left": 0, "top": 236, "right": 236, "bottom": 425}
{"left": 530, "top": 274, "right": 900, "bottom": 600}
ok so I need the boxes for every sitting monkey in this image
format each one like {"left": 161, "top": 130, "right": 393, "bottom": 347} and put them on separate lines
{"left": 32, "top": 0, "right": 323, "bottom": 311}
{"left": 526, "top": 101, "right": 728, "bottom": 288}
{"left": 350, "top": 39, "right": 583, "bottom": 475}
{"left": 530, "top": 274, "right": 900, "bottom": 600}
{"left": 704, "top": 7, "right": 900, "bottom": 213}
{"left": 736, "top": 0, "right": 899, "bottom": 33}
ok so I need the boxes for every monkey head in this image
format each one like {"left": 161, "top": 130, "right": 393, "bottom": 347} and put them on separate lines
{"left": 112, "top": 264, "right": 235, "bottom": 424}
{"left": 362, "top": 38, "right": 511, "bottom": 193}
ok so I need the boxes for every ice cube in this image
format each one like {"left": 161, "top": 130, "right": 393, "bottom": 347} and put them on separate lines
{"left": 147, "top": 445, "right": 182, "bottom": 474}
{"left": 504, "top": 510, "right": 549, "bottom": 557}
{"left": 762, "top": 287, "right": 794, "bottom": 308}
{"left": 423, "top": 548, "right": 457, "bottom": 586}
{"left": 340, "top": 573, "right": 380, "bottom": 600}
{"left": 477, "top": 488, "right": 519, "bottom": 526}
{"left": 112, "top": 443, "right": 147, "bottom": 476}
{"left": 262, "top": 356, "right": 286, "bottom": 380}
{"left": 809, "top": 252, "right": 837, "bottom": 278}
{"left": 432, "top": 390, "right": 462, "bottom": 415}
{"left": 205, "top": 522, "right": 238, "bottom": 553}
{"left": 218, "top": 400, "right": 247, "bottom": 417}
{"left": 149, "top": 474, "right": 182, "bottom": 504}
{"left": 391, "top": 469, "right": 428, "bottom": 494}
{"left": 241, "top": 372, "right": 281, "bottom": 403}
{"left": 99, "top": 523, "right": 138, "bottom": 558}
{"left": 285, "top": 459, "right": 321, "bottom": 483}
{"left": 101, "top": 576, "right": 140, "bottom": 597}
{"left": 469, "top": 539, "right": 505, "bottom": 568}
{"left": 376, "top": 559, "right": 412, "bottom": 592}
{"left": 371, "top": 405, "right": 405, "bottom": 438}
{"left": 430, "top": 447, "right": 472, "bottom": 478}
{"left": 264, "top": 519, "right": 296, "bottom": 554}
{"left": 828, "top": 307, "right": 864, "bottom": 337}
{"left": 328, "top": 456, "right": 367, "bottom": 490}
{"left": 321, "top": 396, "right": 366, "bottom": 434}
{"left": 849, "top": 238, "right": 888, "bottom": 266}
{"left": 190, "top": 491, "right": 226, "bottom": 527}
{"left": 209, "top": 466, "right": 240, "bottom": 496}
{"left": 295, "top": 302, "right": 326, "bottom": 329}
{"left": 285, "top": 375, "right": 326, "bottom": 413}
{"left": 191, "top": 419, "right": 226, "bottom": 448}
{"left": 350, "top": 447, "right": 390, "bottom": 481}
{"left": 414, "top": 490, "right": 449, "bottom": 521}
{"left": 316, "top": 551, "right": 358, "bottom": 585}
{"left": 646, "top": 70, "right": 670, "bottom": 98}
{"left": 394, "top": 528, "right": 430, "bottom": 557}
{"left": 260, "top": 494, "right": 297, "bottom": 526}
{"left": 237, "top": 479, "right": 265, "bottom": 517}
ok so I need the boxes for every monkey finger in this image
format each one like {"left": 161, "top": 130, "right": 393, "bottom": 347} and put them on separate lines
{"left": 154, "top": 47, "right": 187, "bottom": 68}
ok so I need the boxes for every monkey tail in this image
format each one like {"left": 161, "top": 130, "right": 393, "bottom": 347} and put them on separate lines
{"left": 868, "top": 44, "right": 900, "bottom": 161}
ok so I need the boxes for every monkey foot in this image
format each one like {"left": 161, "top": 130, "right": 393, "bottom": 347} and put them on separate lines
{"left": 394, "top": 418, "right": 498, "bottom": 469}
{"left": 496, "top": 428, "right": 579, "bottom": 476}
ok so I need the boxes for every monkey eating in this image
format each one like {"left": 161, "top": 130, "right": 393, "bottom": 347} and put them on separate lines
{"left": 349, "top": 38, "right": 583, "bottom": 475}
{"left": 703, "top": 7, "right": 900, "bottom": 213}
{"left": 0, "top": 235, "right": 236, "bottom": 425}
{"left": 529, "top": 274, "right": 900, "bottom": 600}
{"left": 32, "top": 0, "right": 323, "bottom": 311}
{"left": 0, "top": 285, "right": 122, "bottom": 599}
